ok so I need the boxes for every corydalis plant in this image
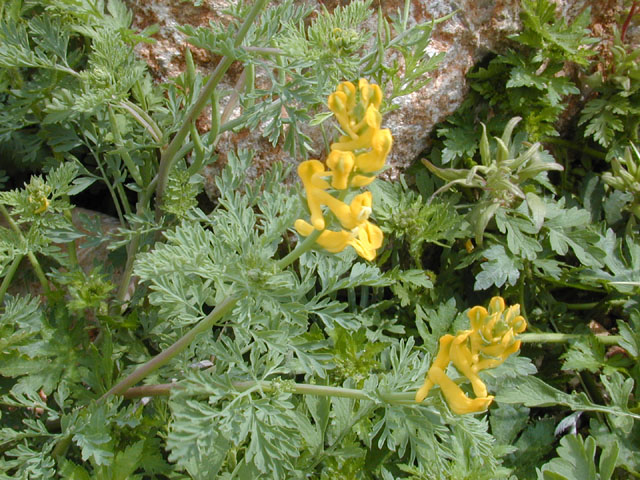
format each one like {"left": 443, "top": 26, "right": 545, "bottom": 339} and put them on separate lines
{"left": 423, "top": 117, "right": 563, "bottom": 243}
{"left": 295, "top": 79, "right": 392, "bottom": 260}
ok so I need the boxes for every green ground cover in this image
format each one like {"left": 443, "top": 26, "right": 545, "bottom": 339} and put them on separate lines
{"left": 0, "top": 0, "right": 639, "bottom": 478}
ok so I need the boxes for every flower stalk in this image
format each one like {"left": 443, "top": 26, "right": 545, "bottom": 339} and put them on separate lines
{"left": 122, "top": 380, "right": 417, "bottom": 406}
{"left": 100, "top": 294, "right": 242, "bottom": 401}
{"left": 519, "top": 333, "right": 623, "bottom": 345}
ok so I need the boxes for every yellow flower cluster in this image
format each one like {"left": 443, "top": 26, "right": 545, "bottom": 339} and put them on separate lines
{"left": 415, "top": 296, "right": 527, "bottom": 414}
{"left": 294, "top": 79, "right": 392, "bottom": 261}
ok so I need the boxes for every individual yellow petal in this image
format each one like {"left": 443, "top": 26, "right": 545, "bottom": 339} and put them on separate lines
{"left": 312, "top": 190, "right": 356, "bottom": 230}
{"left": 359, "top": 78, "right": 382, "bottom": 109}
{"left": 349, "top": 221, "right": 383, "bottom": 260}
{"left": 326, "top": 150, "right": 355, "bottom": 190}
{"left": 295, "top": 219, "right": 352, "bottom": 254}
{"left": 468, "top": 306, "right": 488, "bottom": 349}
{"left": 364, "top": 221, "right": 383, "bottom": 249}
{"left": 294, "top": 219, "right": 315, "bottom": 237}
{"left": 415, "top": 380, "right": 433, "bottom": 404}
{"left": 30, "top": 196, "right": 49, "bottom": 214}
{"left": 354, "top": 129, "right": 393, "bottom": 173}
{"left": 504, "top": 305, "right": 527, "bottom": 334}
{"left": 328, "top": 91, "right": 356, "bottom": 138}
{"left": 513, "top": 316, "right": 527, "bottom": 334}
{"left": 336, "top": 81, "right": 357, "bottom": 111}
{"left": 474, "top": 356, "right": 505, "bottom": 371}
{"left": 298, "top": 160, "right": 328, "bottom": 230}
{"left": 349, "top": 192, "right": 373, "bottom": 222}
{"left": 316, "top": 229, "right": 352, "bottom": 253}
{"left": 416, "top": 334, "right": 454, "bottom": 402}
{"left": 465, "top": 239, "right": 475, "bottom": 253}
{"left": 449, "top": 333, "right": 488, "bottom": 399}
{"left": 427, "top": 366, "right": 494, "bottom": 414}
{"left": 488, "top": 296, "right": 506, "bottom": 315}
{"left": 350, "top": 174, "right": 376, "bottom": 187}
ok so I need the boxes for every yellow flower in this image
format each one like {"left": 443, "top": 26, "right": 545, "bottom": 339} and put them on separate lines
{"left": 297, "top": 160, "right": 330, "bottom": 230}
{"left": 415, "top": 296, "right": 527, "bottom": 414}
{"left": 295, "top": 192, "right": 383, "bottom": 261}
{"left": 295, "top": 219, "right": 352, "bottom": 253}
{"left": 295, "top": 79, "right": 390, "bottom": 261}
{"left": 331, "top": 105, "right": 381, "bottom": 152}
{"left": 354, "top": 128, "right": 393, "bottom": 173}
{"left": 349, "top": 221, "right": 383, "bottom": 261}
{"left": 325, "top": 150, "right": 355, "bottom": 190}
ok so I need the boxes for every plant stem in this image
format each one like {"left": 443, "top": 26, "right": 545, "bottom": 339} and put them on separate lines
{"left": 99, "top": 294, "right": 242, "bottom": 401}
{"left": 122, "top": 379, "right": 417, "bottom": 405}
{"left": 0, "top": 255, "right": 23, "bottom": 305}
{"left": 154, "top": 0, "right": 270, "bottom": 218}
{"left": 118, "top": 100, "right": 163, "bottom": 144}
{"left": 115, "top": 233, "right": 140, "bottom": 305}
{"left": 0, "top": 205, "right": 49, "bottom": 294}
{"left": 621, "top": 1, "right": 638, "bottom": 43}
{"left": 519, "top": 333, "right": 622, "bottom": 345}
{"left": 275, "top": 229, "right": 322, "bottom": 270}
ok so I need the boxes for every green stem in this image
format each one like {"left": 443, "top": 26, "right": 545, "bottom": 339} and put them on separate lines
{"left": 154, "top": 0, "right": 270, "bottom": 217}
{"left": 26, "top": 251, "right": 49, "bottom": 294}
{"left": 118, "top": 100, "right": 163, "bottom": 144}
{"left": 275, "top": 229, "right": 322, "bottom": 270}
{"left": 89, "top": 145, "right": 126, "bottom": 226}
{"left": 564, "top": 301, "right": 601, "bottom": 311}
{"left": 99, "top": 294, "right": 242, "bottom": 401}
{"left": 0, "top": 205, "right": 49, "bottom": 294}
{"left": 115, "top": 233, "right": 140, "bottom": 305}
{"left": 115, "top": 182, "right": 133, "bottom": 219}
{"left": 0, "top": 255, "right": 23, "bottom": 305}
{"left": 122, "top": 379, "right": 416, "bottom": 405}
{"left": 62, "top": 208, "right": 79, "bottom": 269}
{"left": 520, "top": 333, "right": 622, "bottom": 345}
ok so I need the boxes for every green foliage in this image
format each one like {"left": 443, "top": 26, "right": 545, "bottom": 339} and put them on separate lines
{"left": 579, "top": 30, "right": 640, "bottom": 156}
{"left": 2, "top": 0, "right": 640, "bottom": 478}
{"left": 538, "top": 434, "right": 618, "bottom": 480}
{"left": 430, "top": 0, "right": 595, "bottom": 168}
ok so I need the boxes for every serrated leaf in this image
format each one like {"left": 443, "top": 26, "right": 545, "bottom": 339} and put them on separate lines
{"left": 526, "top": 192, "right": 547, "bottom": 231}
{"left": 540, "top": 435, "right": 598, "bottom": 480}
{"left": 112, "top": 440, "right": 144, "bottom": 480}
{"left": 495, "top": 210, "right": 542, "bottom": 260}
{"left": 474, "top": 244, "right": 522, "bottom": 290}
{"left": 618, "top": 312, "right": 640, "bottom": 357}
{"left": 496, "top": 375, "right": 640, "bottom": 420}
{"left": 560, "top": 337, "right": 606, "bottom": 373}
{"left": 544, "top": 204, "right": 605, "bottom": 267}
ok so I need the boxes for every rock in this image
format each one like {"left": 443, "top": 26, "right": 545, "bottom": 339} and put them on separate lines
{"left": 127, "top": 0, "right": 628, "bottom": 196}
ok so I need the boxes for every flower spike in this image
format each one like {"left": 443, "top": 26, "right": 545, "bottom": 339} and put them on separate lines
{"left": 295, "top": 79, "right": 391, "bottom": 261}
